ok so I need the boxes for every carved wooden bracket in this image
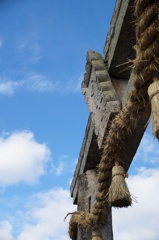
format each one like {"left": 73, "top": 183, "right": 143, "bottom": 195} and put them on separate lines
{"left": 82, "top": 50, "right": 121, "bottom": 148}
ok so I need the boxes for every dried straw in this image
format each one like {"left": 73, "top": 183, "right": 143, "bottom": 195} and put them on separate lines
{"left": 108, "top": 164, "right": 131, "bottom": 208}
{"left": 92, "top": 229, "right": 103, "bottom": 240}
{"left": 148, "top": 80, "right": 159, "bottom": 139}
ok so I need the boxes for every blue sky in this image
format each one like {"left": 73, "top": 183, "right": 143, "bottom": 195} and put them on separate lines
{"left": 0, "top": 1, "right": 159, "bottom": 240}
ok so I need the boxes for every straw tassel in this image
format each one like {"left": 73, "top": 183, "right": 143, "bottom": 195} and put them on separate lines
{"left": 148, "top": 80, "right": 159, "bottom": 140}
{"left": 108, "top": 163, "right": 132, "bottom": 208}
{"left": 92, "top": 229, "right": 103, "bottom": 240}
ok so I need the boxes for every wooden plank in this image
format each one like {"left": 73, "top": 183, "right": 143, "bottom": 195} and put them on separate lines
{"left": 103, "top": 0, "right": 135, "bottom": 79}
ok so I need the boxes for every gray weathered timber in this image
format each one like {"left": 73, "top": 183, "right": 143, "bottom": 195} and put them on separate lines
{"left": 71, "top": 52, "right": 121, "bottom": 204}
{"left": 70, "top": 0, "right": 151, "bottom": 239}
{"left": 103, "top": 0, "right": 136, "bottom": 79}
{"left": 77, "top": 170, "right": 113, "bottom": 240}
{"left": 82, "top": 51, "right": 121, "bottom": 148}
{"left": 70, "top": 115, "right": 98, "bottom": 204}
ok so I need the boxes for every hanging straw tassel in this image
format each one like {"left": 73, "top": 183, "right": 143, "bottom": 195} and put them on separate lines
{"left": 92, "top": 228, "right": 103, "bottom": 240}
{"left": 148, "top": 80, "right": 159, "bottom": 140}
{"left": 108, "top": 163, "right": 132, "bottom": 208}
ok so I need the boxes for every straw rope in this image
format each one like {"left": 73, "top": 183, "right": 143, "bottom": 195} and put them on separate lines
{"left": 92, "top": 228, "right": 103, "bottom": 240}
{"left": 112, "top": 172, "right": 128, "bottom": 179}
{"left": 108, "top": 164, "right": 132, "bottom": 207}
{"left": 67, "top": 1, "right": 159, "bottom": 239}
{"left": 149, "top": 89, "right": 159, "bottom": 100}
{"left": 148, "top": 80, "right": 159, "bottom": 138}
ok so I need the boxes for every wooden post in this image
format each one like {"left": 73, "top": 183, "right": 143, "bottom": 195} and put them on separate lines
{"left": 77, "top": 170, "right": 113, "bottom": 240}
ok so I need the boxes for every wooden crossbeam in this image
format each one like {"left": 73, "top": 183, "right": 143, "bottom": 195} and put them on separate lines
{"left": 103, "top": 0, "right": 135, "bottom": 79}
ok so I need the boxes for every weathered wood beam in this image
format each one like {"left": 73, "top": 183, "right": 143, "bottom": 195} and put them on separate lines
{"left": 103, "top": 0, "right": 136, "bottom": 79}
{"left": 70, "top": 51, "right": 121, "bottom": 203}
{"left": 77, "top": 170, "right": 113, "bottom": 240}
{"left": 82, "top": 51, "right": 121, "bottom": 148}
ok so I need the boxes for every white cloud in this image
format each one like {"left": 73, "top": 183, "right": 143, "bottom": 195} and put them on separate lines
{"left": 17, "top": 188, "right": 76, "bottom": 240}
{"left": 0, "top": 73, "right": 57, "bottom": 95}
{"left": 24, "top": 73, "right": 82, "bottom": 94}
{"left": 55, "top": 161, "right": 65, "bottom": 176}
{"left": 0, "top": 188, "right": 76, "bottom": 240}
{"left": 25, "top": 72, "right": 59, "bottom": 92}
{"left": 0, "top": 80, "right": 22, "bottom": 95}
{"left": 0, "top": 221, "right": 15, "bottom": 240}
{"left": 1, "top": 168, "right": 158, "bottom": 240}
{"left": 134, "top": 132, "right": 159, "bottom": 164}
{"left": 113, "top": 167, "right": 159, "bottom": 240}
{"left": 0, "top": 131, "right": 158, "bottom": 239}
{"left": 0, "top": 131, "right": 51, "bottom": 187}
{"left": 0, "top": 72, "right": 82, "bottom": 96}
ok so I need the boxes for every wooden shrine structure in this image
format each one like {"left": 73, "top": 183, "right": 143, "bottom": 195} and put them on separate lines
{"left": 70, "top": 0, "right": 151, "bottom": 239}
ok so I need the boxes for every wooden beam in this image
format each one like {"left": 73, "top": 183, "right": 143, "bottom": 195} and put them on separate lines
{"left": 103, "top": 0, "right": 135, "bottom": 79}
{"left": 70, "top": 52, "right": 121, "bottom": 203}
